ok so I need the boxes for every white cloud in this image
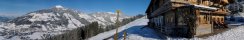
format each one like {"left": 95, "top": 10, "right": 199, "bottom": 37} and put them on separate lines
{"left": 107, "top": 12, "right": 115, "bottom": 14}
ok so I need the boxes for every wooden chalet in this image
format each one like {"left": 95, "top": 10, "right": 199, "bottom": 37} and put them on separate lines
{"left": 146, "top": 0, "right": 233, "bottom": 37}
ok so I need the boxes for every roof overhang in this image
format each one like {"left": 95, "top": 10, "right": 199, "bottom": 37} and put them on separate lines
{"left": 193, "top": 4, "right": 218, "bottom": 11}
{"left": 145, "top": 0, "right": 153, "bottom": 13}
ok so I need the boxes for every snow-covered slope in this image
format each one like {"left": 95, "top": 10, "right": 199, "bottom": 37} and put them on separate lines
{"left": 0, "top": 5, "right": 90, "bottom": 40}
{"left": 88, "top": 16, "right": 154, "bottom": 40}
{"left": 9, "top": 5, "right": 89, "bottom": 31}
{"left": 89, "top": 12, "right": 130, "bottom": 26}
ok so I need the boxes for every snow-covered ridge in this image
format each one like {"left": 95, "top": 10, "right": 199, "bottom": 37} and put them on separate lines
{"left": 77, "top": 12, "right": 130, "bottom": 26}
{"left": 0, "top": 6, "right": 89, "bottom": 39}
{"left": 28, "top": 13, "right": 60, "bottom": 22}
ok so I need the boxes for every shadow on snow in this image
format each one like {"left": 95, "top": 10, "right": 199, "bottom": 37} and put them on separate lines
{"left": 110, "top": 25, "right": 167, "bottom": 40}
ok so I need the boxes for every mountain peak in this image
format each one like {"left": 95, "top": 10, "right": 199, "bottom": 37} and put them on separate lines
{"left": 52, "top": 5, "right": 66, "bottom": 10}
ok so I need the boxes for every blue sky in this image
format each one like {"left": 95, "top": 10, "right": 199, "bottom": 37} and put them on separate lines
{"left": 0, "top": 0, "right": 150, "bottom": 16}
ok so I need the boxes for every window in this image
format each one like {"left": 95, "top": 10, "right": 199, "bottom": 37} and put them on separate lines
{"left": 200, "top": 17, "right": 202, "bottom": 24}
{"left": 221, "top": 18, "right": 224, "bottom": 23}
{"left": 200, "top": 17, "right": 205, "bottom": 24}
{"left": 203, "top": 15, "right": 207, "bottom": 24}
{"left": 206, "top": 15, "right": 210, "bottom": 24}
{"left": 198, "top": 17, "right": 201, "bottom": 24}
{"left": 218, "top": 18, "right": 221, "bottom": 21}
{"left": 160, "top": 16, "right": 164, "bottom": 26}
{"left": 158, "top": 18, "right": 161, "bottom": 27}
{"left": 153, "top": 18, "right": 155, "bottom": 26}
{"left": 155, "top": 18, "right": 159, "bottom": 27}
{"left": 222, "top": 18, "right": 224, "bottom": 22}
{"left": 178, "top": 15, "right": 186, "bottom": 25}
{"left": 165, "top": 17, "right": 168, "bottom": 23}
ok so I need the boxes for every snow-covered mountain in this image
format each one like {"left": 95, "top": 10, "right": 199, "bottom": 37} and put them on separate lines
{"left": 0, "top": 16, "right": 11, "bottom": 22}
{"left": 0, "top": 5, "right": 129, "bottom": 40}
{"left": 9, "top": 5, "right": 90, "bottom": 31}
{"left": 88, "top": 12, "right": 130, "bottom": 26}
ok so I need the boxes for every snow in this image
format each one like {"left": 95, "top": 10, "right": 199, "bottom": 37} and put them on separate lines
{"left": 235, "top": 12, "right": 244, "bottom": 17}
{"left": 193, "top": 4, "right": 218, "bottom": 10}
{"left": 28, "top": 13, "right": 60, "bottom": 22}
{"left": 195, "top": 26, "right": 244, "bottom": 40}
{"left": 0, "top": 36, "right": 4, "bottom": 40}
{"left": 63, "top": 13, "right": 84, "bottom": 28}
{"left": 27, "top": 32, "right": 44, "bottom": 39}
{"left": 78, "top": 12, "right": 129, "bottom": 26}
{"left": 90, "top": 12, "right": 129, "bottom": 26}
{"left": 78, "top": 13, "right": 94, "bottom": 22}
{"left": 88, "top": 17, "right": 159, "bottom": 40}
{"left": 0, "top": 10, "right": 87, "bottom": 40}
{"left": 110, "top": 25, "right": 162, "bottom": 40}
{"left": 0, "top": 5, "right": 131, "bottom": 40}
{"left": 79, "top": 13, "right": 107, "bottom": 25}
{"left": 41, "top": 25, "right": 48, "bottom": 31}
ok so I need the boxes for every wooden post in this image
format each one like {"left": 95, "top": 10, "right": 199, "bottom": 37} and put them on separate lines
{"left": 194, "top": 9, "right": 200, "bottom": 35}
{"left": 114, "top": 10, "right": 120, "bottom": 40}
{"left": 123, "top": 31, "right": 127, "bottom": 40}
{"left": 114, "top": 10, "right": 126, "bottom": 40}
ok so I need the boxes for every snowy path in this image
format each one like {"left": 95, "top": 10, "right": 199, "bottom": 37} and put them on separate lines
{"left": 88, "top": 17, "right": 162, "bottom": 40}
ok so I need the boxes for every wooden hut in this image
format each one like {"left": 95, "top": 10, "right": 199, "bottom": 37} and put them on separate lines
{"left": 146, "top": 0, "right": 232, "bottom": 37}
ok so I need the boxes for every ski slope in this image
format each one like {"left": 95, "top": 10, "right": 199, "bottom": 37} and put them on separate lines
{"left": 88, "top": 17, "right": 162, "bottom": 40}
